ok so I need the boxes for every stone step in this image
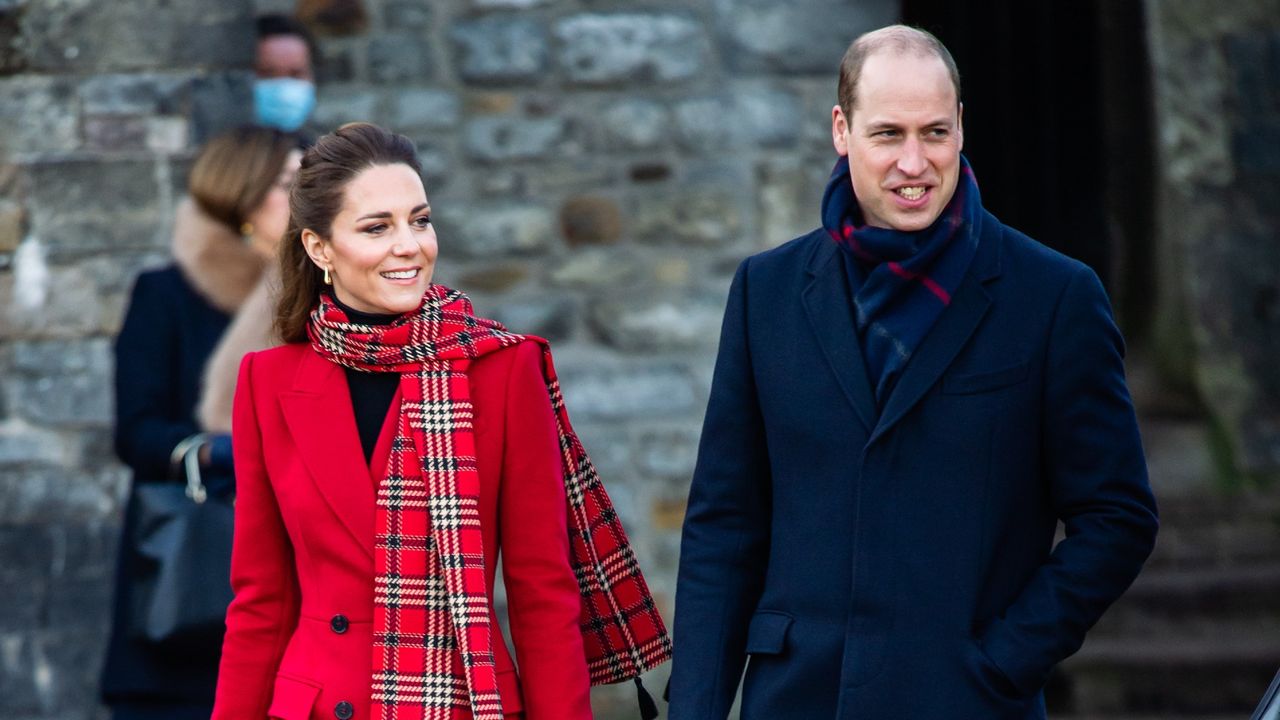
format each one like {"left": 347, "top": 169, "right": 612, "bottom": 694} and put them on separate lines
{"left": 1057, "top": 635, "right": 1280, "bottom": 715}
{"left": 1140, "top": 490, "right": 1280, "bottom": 570}
{"left": 1093, "top": 565, "right": 1280, "bottom": 635}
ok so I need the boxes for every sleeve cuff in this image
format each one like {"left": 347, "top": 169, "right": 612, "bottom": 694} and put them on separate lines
{"left": 208, "top": 433, "right": 234, "bottom": 472}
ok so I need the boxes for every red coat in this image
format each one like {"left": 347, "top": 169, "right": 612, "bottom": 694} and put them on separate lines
{"left": 212, "top": 341, "right": 593, "bottom": 719}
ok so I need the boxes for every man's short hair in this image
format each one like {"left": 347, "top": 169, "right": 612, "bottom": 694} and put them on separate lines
{"left": 837, "top": 25, "right": 961, "bottom": 119}
{"left": 256, "top": 13, "right": 320, "bottom": 63}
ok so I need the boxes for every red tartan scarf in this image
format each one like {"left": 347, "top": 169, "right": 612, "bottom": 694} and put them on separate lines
{"left": 307, "top": 286, "right": 671, "bottom": 719}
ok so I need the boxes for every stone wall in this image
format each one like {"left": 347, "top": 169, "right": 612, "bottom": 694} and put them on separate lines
{"left": 0, "top": 0, "right": 896, "bottom": 717}
{"left": 1145, "top": 0, "right": 1280, "bottom": 483}
{"left": 0, "top": 1, "right": 256, "bottom": 717}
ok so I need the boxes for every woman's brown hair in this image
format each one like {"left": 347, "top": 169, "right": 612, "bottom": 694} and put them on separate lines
{"left": 188, "top": 125, "right": 298, "bottom": 231}
{"left": 276, "top": 122, "right": 422, "bottom": 343}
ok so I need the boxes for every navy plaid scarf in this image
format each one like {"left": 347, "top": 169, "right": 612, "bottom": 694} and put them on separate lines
{"left": 821, "top": 154, "right": 982, "bottom": 405}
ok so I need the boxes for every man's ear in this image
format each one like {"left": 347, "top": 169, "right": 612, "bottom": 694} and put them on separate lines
{"left": 831, "top": 104, "right": 850, "bottom": 157}
{"left": 300, "top": 228, "right": 329, "bottom": 270}
{"left": 957, "top": 102, "right": 965, "bottom": 152}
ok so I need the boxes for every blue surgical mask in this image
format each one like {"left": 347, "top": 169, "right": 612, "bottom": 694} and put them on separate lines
{"left": 254, "top": 78, "right": 316, "bottom": 132}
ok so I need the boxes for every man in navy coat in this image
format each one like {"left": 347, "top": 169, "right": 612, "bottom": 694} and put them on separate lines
{"left": 668, "top": 25, "right": 1158, "bottom": 719}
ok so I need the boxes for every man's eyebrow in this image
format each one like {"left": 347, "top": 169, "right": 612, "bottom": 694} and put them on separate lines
{"left": 864, "top": 117, "right": 955, "bottom": 132}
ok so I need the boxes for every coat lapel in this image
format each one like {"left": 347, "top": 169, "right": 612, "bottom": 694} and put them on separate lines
{"left": 870, "top": 211, "right": 1003, "bottom": 445}
{"left": 279, "top": 348, "right": 377, "bottom": 562}
{"left": 802, "top": 240, "right": 877, "bottom": 433}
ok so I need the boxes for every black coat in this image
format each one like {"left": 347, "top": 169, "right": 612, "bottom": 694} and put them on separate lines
{"left": 99, "top": 266, "right": 231, "bottom": 704}
{"left": 669, "top": 213, "right": 1159, "bottom": 719}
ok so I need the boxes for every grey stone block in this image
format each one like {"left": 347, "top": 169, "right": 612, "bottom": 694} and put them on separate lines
{"left": 0, "top": 76, "right": 80, "bottom": 159}
{"left": 713, "top": 0, "right": 895, "bottom": 74}
{"left": 83, "top": 115, "right": 148, "bottom": 151}
{"left": 736, "top": 82, "right": 803, "bottom": 147}
{"left": 464, "top": 115, "right": 569, "bottom": 162}
{"left": 435, "top": 203, "right": 556, "bottom": 258}
{"left": 313, "top": 84, "right": 379, "bottom": 130}
{"left": 410, "top": 141, "right": 452, "bottom": 191}
{"left": 554, "top": 358, "right": 698, "bottom": 420}
{"left": 631, "top": 188, "right": 743, "bottom": 246}
{"left": 473, "top": 0, "right": 550, "bottom": 8}
{"left": 25, "top": 160, "right": 161, "bottom": 253}
{"left": 19, "top": 0, "right": 254, "bottom": 73}
{"left": 600, "top": 98, "right": 669, "bottom": 151}
{"left": 383, "top": 0, "right": 432, "bottom": 30}
{"left": 451, "top": 16, "right": 548, "bottom": 84}
{"left": 635, "top": 427, "right": 701, "bottom": 481}
{"left": 47, "top": 574, "right": 112, "bottom": 631}
{"left": 79, "top": 73, "right": 187, "bottom": 115}
{"left": 369, "top": 33, "right": 433, "bottom": 84}
{"left": 1, "top": 465, "right": 126, "bottom": 526}
{"left": 189, "top": 71, "right": 254, "bottom": 145}
{"left": 675, "top": 83, "right": 803, "bottom": 152}
{"left": 388, "top": 88, "right": 460, "bottom": 130}
{"left": 555, "top": 14, "right": 710, "bottom": 85}
{"left": 548, "top": 248, "right": 640, "bottom": 290}
{"left": 589, "top": 294, "right": 725, "bottom": 352}
{"left": 7, "top": 339, "right": 113, "bottom": 427}
{"left": 756, "top": 157, "right": 829, "bottom": 248}
{"left": 0, "top": 632, "right": 47, "bottom": 712}
{"left": 0, "top": 422, "right": 68, "bottom": 467}
{"left": 488, "top": 296, "right": 577, "bottom": 342}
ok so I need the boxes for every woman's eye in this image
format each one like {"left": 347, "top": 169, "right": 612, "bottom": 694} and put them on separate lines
{"left": 412, "top": 215, "right": 432, "bottom": 229}
{"left": 362, "top": 224, "right": 387, "bottom": 235}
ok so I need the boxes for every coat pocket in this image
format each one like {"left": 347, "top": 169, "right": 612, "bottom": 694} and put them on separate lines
{"left": 268, "top": 673, "right": 322, "bottom": 720}
{"left": 496, "top": 668, "right": 524, "bottom": 713}
{"left": 744, "top": 611, "right": 794, "bottom": 655}
{"left": 942, "top": 361, "right": 1029, "bottom": 395}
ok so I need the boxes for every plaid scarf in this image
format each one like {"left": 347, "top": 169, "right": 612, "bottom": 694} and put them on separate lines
{"left": 821, "top": 154, "right": 982, "bottom": 405}
{"left": 307, "top": 286, "right": 671, "bottom": 719}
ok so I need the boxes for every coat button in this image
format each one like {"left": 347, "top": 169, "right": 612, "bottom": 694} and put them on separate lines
{"left": 330, "top": 614, "right": 349, "bottom": 634}
{"left": 334, "top": 700, "right": 354, "bottom": 719}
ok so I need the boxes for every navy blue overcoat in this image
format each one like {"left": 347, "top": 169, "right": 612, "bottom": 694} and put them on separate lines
{"left": 99, "top": 266, "right": 231, "bottom": 706}
{"left": 669, "top": 211, "right": 1158, "bottom": 719}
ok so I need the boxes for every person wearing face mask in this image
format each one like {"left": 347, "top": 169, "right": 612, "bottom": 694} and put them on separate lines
{"left": 211, "top": 123, "right": 671, "bottom": 720}
{"left": 99, "top": 126, "right": 303, "bottom": 720}
{"left": 254, "top": 14, "right": 319, "bottom": 135}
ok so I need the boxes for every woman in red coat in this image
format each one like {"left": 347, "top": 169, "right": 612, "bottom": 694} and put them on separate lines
{"left": 211, "top": 123, "right": 669, "bottom": 720}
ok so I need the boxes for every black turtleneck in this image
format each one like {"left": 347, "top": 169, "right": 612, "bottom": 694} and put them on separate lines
{"left": 330, "top": 294, "right": 402, "bottom": 465}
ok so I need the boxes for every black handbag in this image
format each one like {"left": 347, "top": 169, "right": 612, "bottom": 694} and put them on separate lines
{"left": 130, "top": 433, "right": 235, "bottom": 647}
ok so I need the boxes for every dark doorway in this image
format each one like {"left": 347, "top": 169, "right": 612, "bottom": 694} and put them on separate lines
{"left": 901, "top": 0, "right": 1157, "bottom": 339}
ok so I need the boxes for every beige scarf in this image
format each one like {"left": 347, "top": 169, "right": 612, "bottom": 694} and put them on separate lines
{"left": 169, "top": 197, "right": 278, "bottom": 433}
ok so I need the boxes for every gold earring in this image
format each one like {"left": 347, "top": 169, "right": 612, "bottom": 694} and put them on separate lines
{"left": 323, "top": 267, "right": 332, "bottom": 285}
{"left": 240, "top": 222, "right": 254, "bottom": 238}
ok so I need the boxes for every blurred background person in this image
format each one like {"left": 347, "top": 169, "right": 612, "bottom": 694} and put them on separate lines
{"left": 98, "top": 125, "right": 302, "bottom": 720}
{"left": 254, "top": 13, "right": 319, "bottom": 134}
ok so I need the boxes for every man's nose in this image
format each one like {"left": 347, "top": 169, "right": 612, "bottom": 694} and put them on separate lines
{"left": 897, "top": 136, "right": 928, "bottom": 177}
